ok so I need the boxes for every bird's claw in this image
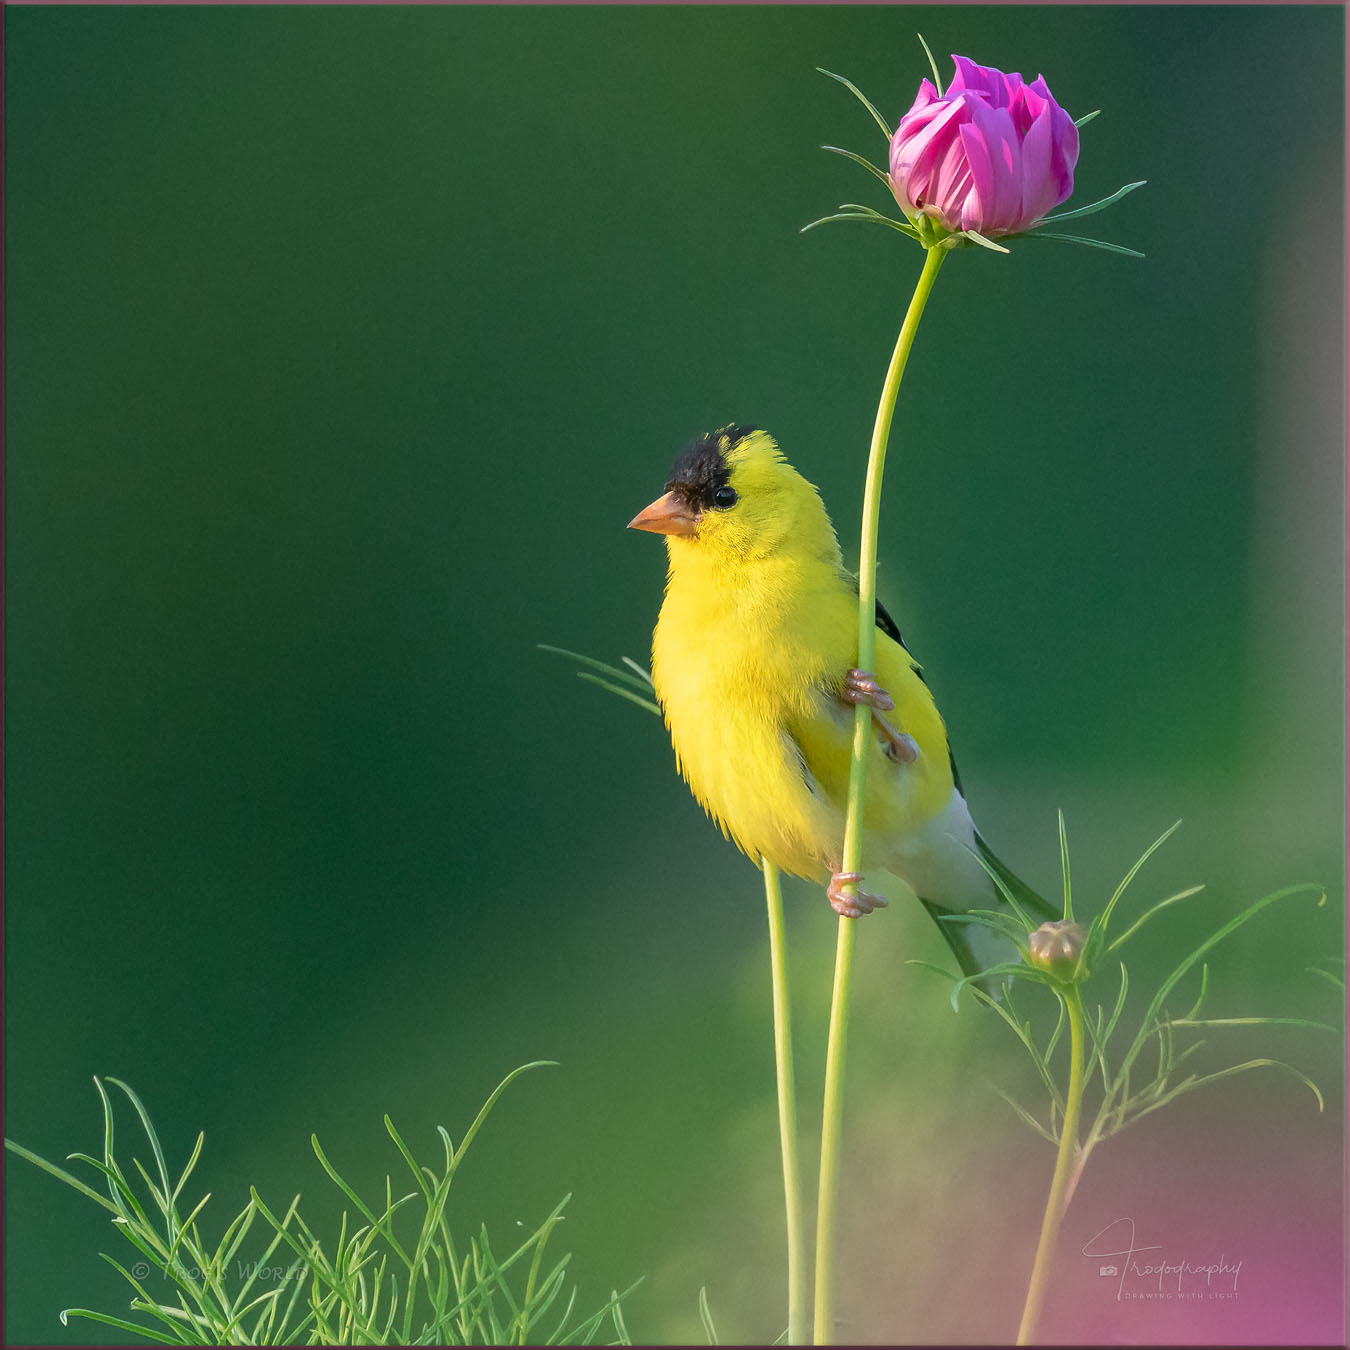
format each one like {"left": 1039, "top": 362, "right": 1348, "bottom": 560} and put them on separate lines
{"left": 842, "top": 668, "right": 895, "bottom": 711}
{"left": 827, "top": 870, "right": 888, "bottom": 919}
{"left": 842, "top": 669, "right": 919, "bottom": 765}
{"left": 882, "top": 729, "right": 920, "bottom": 765}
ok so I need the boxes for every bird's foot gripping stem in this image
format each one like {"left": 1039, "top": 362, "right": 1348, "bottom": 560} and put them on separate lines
{"left": 841, "top": 668, "right": 920, "bottom": 765}
{"left": 827, "top": 871, "right": 887, "bottom": 919}
{"left": 842, "top": 668, "right": 894, "bottom": 711}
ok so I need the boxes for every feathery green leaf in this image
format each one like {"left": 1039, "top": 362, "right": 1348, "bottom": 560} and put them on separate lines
{"left": 816, "top": 67, "right": 892, "bottom": 139}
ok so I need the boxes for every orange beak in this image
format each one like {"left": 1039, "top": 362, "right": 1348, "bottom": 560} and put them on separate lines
{"left": 627, "top": 491, "right": 699, "bottom": 537}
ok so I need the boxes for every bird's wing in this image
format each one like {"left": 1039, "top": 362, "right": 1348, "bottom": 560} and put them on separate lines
{"left": 782, "top": 582, "right": 959, "bottom": 849}
{"left": 873, "top": 595, "right": 906, "bottom": 647}
{"left": 875, "top": 596, "right": 963, "bottom": 795}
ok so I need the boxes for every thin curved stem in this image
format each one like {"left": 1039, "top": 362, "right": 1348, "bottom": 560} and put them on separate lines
{"left": 813, "top": 244, "right": 947, "bottom": 1346}
{"left": 1017, "top": 987, "right": 1087, "bottom": 1345}
{"left": 812, "top": 916, "right": 856, "bottom": 1347}
{"left": 763, "top": 862, "right": 809, "bottom": 1345}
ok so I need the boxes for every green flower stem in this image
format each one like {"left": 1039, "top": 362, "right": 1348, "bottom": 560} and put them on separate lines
{"left": 763, "top": 861, "right": 809, "bottom": 1345}
{"left": 1017, "top": 986, "right": 1087, "bottom": 1346}
{"left": 813, "top": 243, "right": 947, "bottom": 1346}
{"left": 812, "top": 915, "right": 858, "bottom": 1347}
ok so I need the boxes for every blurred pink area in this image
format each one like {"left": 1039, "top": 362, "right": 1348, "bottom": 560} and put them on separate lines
{"left": 817, "top": 930, "right": 1344, "bottom": 1347}
{"left": 839, "top": 1091, "right": 1344, "bottom": 1345}
{"left": 1040, "top": 1102, "right": 1344, "bottom": 1345}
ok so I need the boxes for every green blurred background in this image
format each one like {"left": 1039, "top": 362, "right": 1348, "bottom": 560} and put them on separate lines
{"left": 6, "top": 5, "right": 1344, "bottom": 1344}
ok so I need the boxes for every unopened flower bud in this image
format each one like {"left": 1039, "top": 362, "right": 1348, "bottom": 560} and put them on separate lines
{"left": 1026, "top": 920, "right": 1087, "bottom": 979}
{"left": 889, "top": 55, "right": 1079, "bottom": 241}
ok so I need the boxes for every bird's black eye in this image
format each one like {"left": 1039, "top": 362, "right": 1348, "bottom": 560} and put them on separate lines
{"left": 712, "top": 485, "right": 738, "bottom": 509}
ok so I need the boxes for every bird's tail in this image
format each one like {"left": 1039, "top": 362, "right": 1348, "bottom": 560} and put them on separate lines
{"left": 973, "top": 831, "right": 1059, "bottom": 923}
{"left": 919, "top": 832, "right": 1058, "bottom": 995}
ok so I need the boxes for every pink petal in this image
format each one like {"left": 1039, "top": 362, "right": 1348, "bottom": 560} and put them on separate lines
{"left": 946, "top": 54, "right": 978, "bottom": 95}
{"left": 1048, "top": 108, "right": 1080, "bottom": 203}
{"left": 949, "top": 55, "right": 996, "bottom": 101}
{"left": 900, "top": 77, "right": 940, "bottom": 120}
{"left": 890, "top": 95, "right": 969, "bottom": 206}
{"left": 892, "top": 56, "right": 1080, "bottom": 235}
{"left": 1016, "top": 106, "right": 1058, "bottom": 226}
{"left": 950, "top": 54, "right": 1026, "bottom": 108}
{"left": 929, "top": 133, "right": 976, "bottom": 227}
{"left": 1011, "top": 82, "right": 1048, "bottom": 138}
{"left": 959, "top": 102, "right": 1021, "bottom": 233}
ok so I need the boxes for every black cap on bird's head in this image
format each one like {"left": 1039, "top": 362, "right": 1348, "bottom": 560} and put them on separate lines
{"left": 664, "top": 424, "right": 760, "bottom": 511}
{"left": 628, "top": 425, "right": 760, "bottom": 536}
{"left": 628, "top": 424, "right": 838, "bottom": 563}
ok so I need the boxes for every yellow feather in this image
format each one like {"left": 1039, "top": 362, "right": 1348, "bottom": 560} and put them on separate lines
{"left": 647, "top": 429, "right": 957, "bottom": 886}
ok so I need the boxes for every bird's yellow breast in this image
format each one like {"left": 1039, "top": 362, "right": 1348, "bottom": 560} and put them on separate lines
{"left": 651, "top": 538, "right": 955, "bottom": 881}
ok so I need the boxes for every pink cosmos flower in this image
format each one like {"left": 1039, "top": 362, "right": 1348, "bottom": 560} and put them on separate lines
{"left": 889, "top": 55, "right": 1079, "bottom": 238}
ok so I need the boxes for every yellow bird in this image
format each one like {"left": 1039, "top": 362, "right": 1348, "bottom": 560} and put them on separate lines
{"left": 629, "top": 424, "right": 1050, "bottom": 983}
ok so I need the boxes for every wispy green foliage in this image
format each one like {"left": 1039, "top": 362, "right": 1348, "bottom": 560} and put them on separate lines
{"left": 539, "top": 646, "right": 659, "bottom": 716}
{"left": 918, "top": 816, "right": 1332, "bottom": 1164}
{"left": 1037, "top": 179, "right": 1146, "bottom": 225}
{"left": 815, "top": 66, "right": 893, "bottom": 139}
{"left": 1306, "top": 957, "right": 1345, "bottom": 991}
{"left": 920, "top": 818, "right": 1335, "bottom": 1344}
{"left": 800, "top": 201, "right": 923, "bottom": 242}
{"left": 6, "top": 1068, "right": 636, "bottom": 1346}
{"left": 697, "top": 1286, "right": 719, "bottom": 1345}
{"left": 916, "top": 33, "right": 943, "bottom": 96}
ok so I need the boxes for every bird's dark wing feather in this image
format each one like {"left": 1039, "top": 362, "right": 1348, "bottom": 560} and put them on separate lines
{"left": 973, "top": 832, "right": 1058, "bottom": 922}
{"left": 916, "top": 897, "right": 985, "bottom": 980}
{"left": 874, "top": 596, "right": 907, "bottom": 648}
{"left": 872, "top": 595, "right": 964, "bottom": 795}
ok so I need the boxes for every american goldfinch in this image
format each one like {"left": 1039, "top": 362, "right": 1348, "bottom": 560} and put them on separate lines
{"left": 629, "top": 425, "right": 1051, "bottom": 983}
